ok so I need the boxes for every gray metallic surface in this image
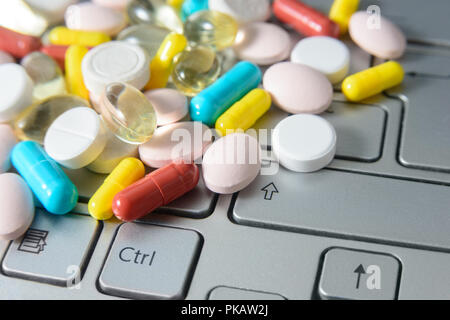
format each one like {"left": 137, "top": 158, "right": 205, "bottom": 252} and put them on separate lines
{"left": 318, "top": 248, "right": 400, "bottom": 300}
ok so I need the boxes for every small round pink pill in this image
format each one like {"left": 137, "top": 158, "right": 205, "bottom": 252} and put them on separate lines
{"left": 0, "top": 50, "right": 15, "bottom": 65}
{"left": 202, "top": 133, "right": 261, "bottom": 194}
{"left": 0, "top": 173, "right": 34, "bottom": 240}
{"left": 349, "top": 11, "right": 406, "bottom": 59}
{"left": 263, "top": 62, "right": 333, "bottom": 114}
{"left": 65, "top": 2, "right": 127, "bottom": 36}
{"left": 139, "top": 122, "right": 212, "bottom": 168}
{"left": 144, "top": 89, "right": 189, "bottom": 126}
{"left": 233, "top": 22, "right": 291, "bottom": 66}
{"left": 0, "top": 125, "right": 17, "bottom": 173}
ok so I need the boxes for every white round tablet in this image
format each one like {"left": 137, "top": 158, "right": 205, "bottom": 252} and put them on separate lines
{"left": 144, "top": 89, "right": 188, "bottom": 126}
{"left": 291, "top": 36, "right": 350, "bottom": 84}
{"left": 233, "top": 22, "right": 291, "bottom": 66}
{"left": 82, "top": 41, "right": 150, "bottom": 96}
{"left": 44, "top": 107, "right": 107, "bottom": 169}
{"left": 87, "top": 129, "right": 138, "bottom": 174}
{"left": 209, "top": 0, "right": 271, "bottom": 24}
{"left": 272, "top": 114, "right": 336, "bottom": 173}
{"left": 0, "top": 63, "right": 33, "bottom": 123}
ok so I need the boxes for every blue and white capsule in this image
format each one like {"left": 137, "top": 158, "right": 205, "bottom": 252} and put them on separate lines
{"left": 190, "top": 61, "right": 262, "bottom": 127}
{"left": 11, "top": 141, "right": 78, "bottom": 215}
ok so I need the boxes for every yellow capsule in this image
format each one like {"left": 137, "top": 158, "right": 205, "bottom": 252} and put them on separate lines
{"left": 329, "top": 0, "right": 360, "bottom": 35}
{"left": 49, "top": 26, "right": 111, "bottom": 47}
{"left": 65, "top": 45, "right": 90, "bottom": 100}
{"left": 215, "top": 89, "right": 272, "bottom": 137}
{"left": 88, "top": 158, "right": 145, "bottom": 220}
{"left": 342, "top": 61, "right": 404, "bottom": 102}
{"left": 145, "top": 32, "right": 187, "bottom": 90}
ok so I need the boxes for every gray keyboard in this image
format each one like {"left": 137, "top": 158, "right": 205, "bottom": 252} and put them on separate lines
{"left": 1, "top": 0, "right": 450, "bottom": 300}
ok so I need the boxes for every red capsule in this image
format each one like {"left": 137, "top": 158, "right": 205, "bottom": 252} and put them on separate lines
{"left": 273, "top": 0, "right": 340, "bottom": 38}
{"left": 0, "top": 26, "right": 41, "bottom": 58}
{"left": 112, "top": 162, "right": 200, "bottom": 222}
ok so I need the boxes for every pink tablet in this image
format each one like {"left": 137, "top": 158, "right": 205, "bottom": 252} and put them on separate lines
{"left": 144, "top": 89, "right": 189, "bottom": 126}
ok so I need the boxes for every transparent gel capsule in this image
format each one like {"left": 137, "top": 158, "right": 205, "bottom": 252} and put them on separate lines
{"left": 0, "top": 0, "right": 48, "bottom": 37}
{"left": 172, "top": 46, "right": 221, "bottom": 97}
{"left": 127, "top": 0, "right": 184, "bottom": 34}
{"left": 117, "top": 24, "right": 170, "bottom": 60}
{"left": 21, "top": 52, "right": 67, "bottom": 101}
{"left": 184, "top": 10, "right": 238, "bottom": 51}
{"left": 100, "top": 82, "right": 157, "bottom": 145}
{"left": 14, "top": 94, "right": 90, "bottom": 144}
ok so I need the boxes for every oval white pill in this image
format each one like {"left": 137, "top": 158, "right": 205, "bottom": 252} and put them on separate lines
{"left": 202, "top": 133, "right": 261, "bottom": 194}
{"left": 263, "top": 62, "right": 333, "bottom": 114}
{"left": 273, "top": 114, "right": 336, "bottom": 173}
{"left": 25, "top": 0, "right": 78, "bottom": 24}
{"left": 209, "top": 0, "right": 271, "bottom": 24}
{"left": 291, "top": 36, "right": 350, "bottom": 84}
{"left": 139, "top": 122, "right": 212, "bottom": 168}
{"left": 233, "top": 22, "right": 291, "bottom": 66}
{"left": 82, "top": 41, "right": 150, "bottom": 96}
{"left": 44, "top": 107, "right": 107, "bottom": 169}
{"left": 87, "top": 130, "right": 138, "bottom": 174}
{"left": 65, "top": 2, "right": 127, "bottom": 36}
{"left": 0, "top": 125, "right": 17, "bottom": 173}
{"left": 0, "top": 173, "right": 34, "bottom": 240}
{"left": 144, "top": 89, "right": 188, "bottom": 126}
{"left": 0, "top": 50, "right": 15, "bottom": 65}
{"left": 0, "top": 63, "right": 33, "bottom": 123}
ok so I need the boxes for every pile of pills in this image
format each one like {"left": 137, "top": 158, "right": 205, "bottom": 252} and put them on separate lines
{"left": 0, "top": 0, "right": 407, "bottom": 240}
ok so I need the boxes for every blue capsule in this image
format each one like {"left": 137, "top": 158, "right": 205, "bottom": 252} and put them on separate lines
{"left": 181, "top": 0, "right": 209, "bottom": 21}
{"left": 190, "top": 61, "right": 262, "bottom": 127}
{"left": 11, "top": 141, "right": 78, "bottom": 215}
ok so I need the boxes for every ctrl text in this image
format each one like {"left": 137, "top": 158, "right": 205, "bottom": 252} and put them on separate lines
{"left": 181, "top": 304, "right": 269, "bottom": 318}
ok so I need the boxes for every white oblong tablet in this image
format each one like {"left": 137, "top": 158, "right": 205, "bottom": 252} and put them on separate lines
{"left": 25, "top": 0, "right": 78, "bottom": 24}
{"left": 92, "top": 0, "right": 131, "bottom": 11}
{"left": 273, "top": 114, "right": 336, "bottom": 173}
{"left": 87, "top": 129, "right": 138, "bottom": 174}
{"left": 65, "top": 2, "right": 127, "bottom": 36}
{"left": 0, "top": 51, "right": 15, "bottom": 65}
{"left": 233, "top": 22, "right": 291, "bottom": 66}
{"left": 202, "top": 133, "right": 261, "bottom": 194}
{"left": 263, "top": 62, "right": 333, "bottom": 114}
{"left": 0, "top": 173, "right": 34, "bottom": 240}
{"left": 139, "top": 122, "right": 212, "bottom": 168}
{"left": 291, "top": 36, "right": 350, "bottom": 84}
{"left": 209, "top": 0, "right": 271, "bottom": 24}
{"left": 0, "top": 125, "right": 17, "bottom": 173}
{"left": 44, "top": 107, "right": 107, "bottom": 169}
{"left": 82, "top": 41, "right": 150, "bottom": 96}
{"left": 0, "top": 63, "right": 33, "bottom": 123}
{"left": 144, "top": 88, "right": 188, "bottom": 126}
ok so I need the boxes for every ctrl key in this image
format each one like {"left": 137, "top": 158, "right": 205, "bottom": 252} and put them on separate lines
{"left": 99, "top": 223, "right": 202, "bottom": 300}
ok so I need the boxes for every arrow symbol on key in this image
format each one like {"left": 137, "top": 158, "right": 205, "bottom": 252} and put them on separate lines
{"left": 261, "top": 183, "right": 279, "bottom": 200}
{"left": 354, "top": 264, "right": 366, "bottom": 289}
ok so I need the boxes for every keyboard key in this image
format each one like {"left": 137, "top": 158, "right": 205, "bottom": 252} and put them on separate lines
{"left": 319, "top": 248, "right": 400, "bottom": 300}
{"left": 2, "top": 209, "right": 100, "bottom": 287}
{"left": 98, "top": 223, "right": 201, "bottom": 300}
{"left": 209, "top": 287, "right": 286, "bottom": 300}
{"left": 387, "top": 48, "right": 450, "bottom": 172}
{"left": 323, "top": 101, "right": 386, "bottom": 162}
{"left": 233, "top": 168, "right": 450, "bottom": 251}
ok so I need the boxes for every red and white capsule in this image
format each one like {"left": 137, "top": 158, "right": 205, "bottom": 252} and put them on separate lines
{"left": 112, "top": 162, "right": 200, "bottom": 222}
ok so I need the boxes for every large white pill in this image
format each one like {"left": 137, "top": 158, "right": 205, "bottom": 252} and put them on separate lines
{"left": 82, "top": 41, "right": 150, "bottom": 96}
{"left": 0, "top": 173, "right": 34, "bottom": 241}
{"left": 44, "top": 107, "right": 107, "bottom": 169}
{"left": 144, "top": 88, "right": 188, "bottom": 126}
{"left": 209, "top": 0, "right": 271, "bottom": 24}
{"left": 92, "top": 0, "right": 131, "bottom": 11}
{"left": 87, "top": 130, "right": 138, "bottom": 174}
{"left": 25, "top": 0, "right": 78, "bottom": 24}
{"left": 0, "top": 64, "right": 33, "bottom": 123}
{"left": 273, "top": 114, "right": 336, "bottom": 173}
{"left": 291, "top": 36, "right": 350, "bottom": 84}
{"left": 233, "top": 22, "right": 291, "bottom": 66}
{"left": 0, "top": 125, "right": 17, "bottom": 173}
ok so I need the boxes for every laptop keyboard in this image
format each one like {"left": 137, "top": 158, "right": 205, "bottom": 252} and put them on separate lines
{"left": 1, "top": 0, "right": 450, "bottom": 300}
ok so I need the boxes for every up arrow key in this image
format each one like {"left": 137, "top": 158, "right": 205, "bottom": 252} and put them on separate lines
{"left": 261, "top": 183, "right": 279, "bottom": 200}
{"left": 354, "top": 264, "right": 366, "bottom": 289}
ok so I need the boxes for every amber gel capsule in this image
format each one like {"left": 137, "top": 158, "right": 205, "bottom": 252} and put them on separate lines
{"left": 113, "top": 162, "right": 200, "bottom": 222}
